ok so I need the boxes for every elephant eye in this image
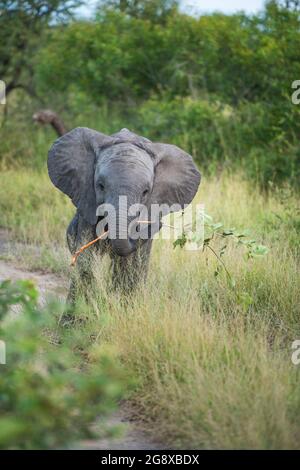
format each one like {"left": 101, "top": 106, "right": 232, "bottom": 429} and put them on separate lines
{"left": 99, "top": 183, "right": 105, "bottom": 191}
{"left": 142, "top": 189, "right": 149, "bottom": 198}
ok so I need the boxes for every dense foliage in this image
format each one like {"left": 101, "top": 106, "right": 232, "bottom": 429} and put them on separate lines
{"left": 36, "top": 2, "right": 300, "bottom": 104}
{"left": 0, "top": 280, "right": 126, "bottom": 449}
{"left": 0, "top": 0, "right": 80, "bottom": 96}
{"left": 1, "top": 0, "right": 300, "bottom": 186}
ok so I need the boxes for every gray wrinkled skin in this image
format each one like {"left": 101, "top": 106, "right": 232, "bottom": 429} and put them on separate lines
{"left": 48, "top": 128, "right": 201, "bottom": 303}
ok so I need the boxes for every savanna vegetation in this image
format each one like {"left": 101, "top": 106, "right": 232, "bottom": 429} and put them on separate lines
{"left": 0, "top": 0, "right": 300, "bottom": 449}
{"left": 0, "top": 279, "right": 127, "bottom": 449}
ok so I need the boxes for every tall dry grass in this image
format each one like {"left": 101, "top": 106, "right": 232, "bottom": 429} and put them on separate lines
{"left": 77, "top": 174, "right": 300, "bottom": 449}
{"left": 0, "top": 169, "right": 299, "bottom": 448}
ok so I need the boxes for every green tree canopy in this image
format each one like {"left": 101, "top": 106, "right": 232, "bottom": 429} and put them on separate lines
{"left": 98, "top": 0, "right": 179, "bottom": 22}
{"left": 0, "top": 0, "right": 81, "bottom": 96}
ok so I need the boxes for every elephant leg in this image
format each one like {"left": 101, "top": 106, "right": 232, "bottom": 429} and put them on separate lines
{"left": 111, "top": 239, "right": 152, "bottom": 293}
{"left": 66, "top": 211, "right": 79, "bottom": 254}
{"left": 62, "top": 255, "right": 97, "bottom": 327}
{"left": 64, "top": 212, "right": 98, "bottom": 312}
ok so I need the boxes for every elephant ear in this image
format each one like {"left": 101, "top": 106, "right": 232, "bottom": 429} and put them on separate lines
{"left": 150, "top": 143, "right": 201, "bottom": 214}
{"left": 48, "top": 127, "right": 112, "bottom": 226}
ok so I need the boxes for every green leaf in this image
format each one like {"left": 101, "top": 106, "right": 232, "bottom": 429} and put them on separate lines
{"left": 211, "top": 222, "right": 223, "bottom": 231}
{"left": 173, "top": 233, "right": 187, "bottom": 249}
{"left": 250, "top": 245, "right": 269, "bottom": 257}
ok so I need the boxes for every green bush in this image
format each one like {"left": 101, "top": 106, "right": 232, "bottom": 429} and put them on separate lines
{"left": 2, "top": 2, "right": 300, "bottom": 186}
{"left": 136, "top": 96, "right": 300, "bottom": 186}
{"left": 2, "top": 91, "right": 300, "bottom": 187}
{"left": 0, "top": 280, "right": 126, "bottom": 449}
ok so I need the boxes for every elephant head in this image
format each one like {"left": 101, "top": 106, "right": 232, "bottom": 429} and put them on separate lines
{"left": 48, "top": 127, "right": 201, "bottom": 257}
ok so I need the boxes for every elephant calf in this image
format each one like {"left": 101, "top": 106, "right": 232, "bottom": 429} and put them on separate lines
{"left": 48, "top": 127, "right": 200, "bottom": 301}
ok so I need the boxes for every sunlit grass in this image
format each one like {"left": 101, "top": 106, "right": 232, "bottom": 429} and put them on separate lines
{"left": 0, "top": 170, "right": 74, "bottom": 244}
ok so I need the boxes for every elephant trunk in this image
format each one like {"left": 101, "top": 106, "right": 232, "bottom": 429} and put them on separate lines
{"left": 111, "top": 238, "right": 135, "bottom": 257}
{"left": 109, "top": 195, "right": 138, "bottom": 257}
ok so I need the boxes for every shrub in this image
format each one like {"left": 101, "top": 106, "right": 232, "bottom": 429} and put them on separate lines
{"left": 0, "top": 280, "right": 126, "bottom": 449}
{"left": 136, "top": 96, "right": 300, "bottom": 186}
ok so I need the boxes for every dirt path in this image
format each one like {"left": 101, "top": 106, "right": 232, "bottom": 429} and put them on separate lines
{"left": 0, "top": 259, "right": 67, "bottom": 304}
{"left": 0, "top": 233, "right": 164, "bottom": 450}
